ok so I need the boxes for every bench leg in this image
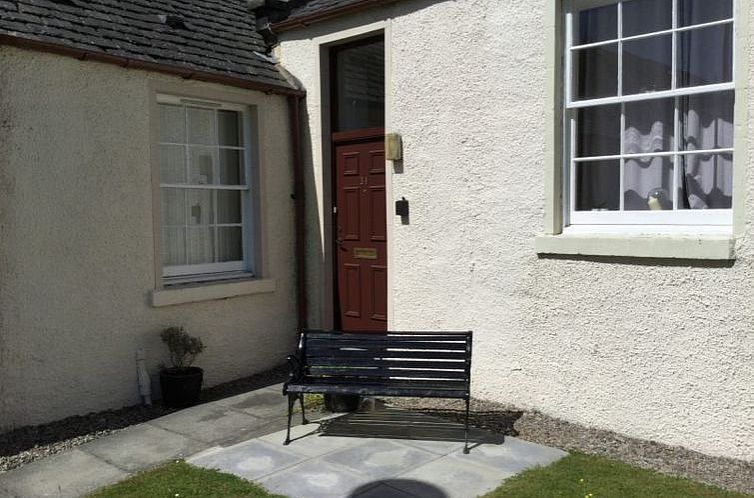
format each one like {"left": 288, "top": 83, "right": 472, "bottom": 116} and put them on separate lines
{"left": 299, "top": 394, "right": 309, "bottom": 424}
{"left": 463, "top": 397, "right": 471, "bottom": 454}
{"left": 284, "top": 394, "right": 295, "bottom": 445}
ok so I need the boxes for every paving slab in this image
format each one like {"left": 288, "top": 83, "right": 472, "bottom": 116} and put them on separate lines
{"left": 0, "top": 448, "right": 127, "bottom": 498}
{"left": 149, "top": 403, "right": 262, "bottom": 445}
{"left": 258, "top": 423, "right": 362, "bottom": 458}
{"left": 322, "top": 439, "right": 439, "bottom": 480}
{"left": 258, "top": 458, "right": 374, "bottom": 498}
{"left": 188, "top": 439, "right": 307, "bottom": 481}
{"left": 391, "top": 455, "right": 509, "bottom": 498}
{"left": 80, "top": 423, "right": 208, "bottom": 472}
{"left": 213, "top": 386, "right": 290, "bottom": 420}
{"left": 448, "top": 436, "right": 567, "bottom": 474}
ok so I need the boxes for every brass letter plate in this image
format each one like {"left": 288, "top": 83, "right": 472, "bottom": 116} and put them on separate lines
{"left": 353, "top": 248, "right": 378, "bottom": 260}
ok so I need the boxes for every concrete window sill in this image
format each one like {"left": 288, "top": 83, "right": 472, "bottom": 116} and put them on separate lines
{"left": 534, "top": 234, "right": 736, "bottom": 260}
{"left": 151, "top": 278, "right": 276, "bottom": 307}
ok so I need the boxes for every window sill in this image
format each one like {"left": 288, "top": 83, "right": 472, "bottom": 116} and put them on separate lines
{"left": 151, "top": 278, "right": 276, "bottom": 307}
{"left": 534, "top": 234, "right": 736, "bottom": 260}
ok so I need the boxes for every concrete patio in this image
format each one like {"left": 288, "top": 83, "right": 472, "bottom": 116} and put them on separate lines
{"left": 0, "top": 384, "right": 566, "bottom": 498}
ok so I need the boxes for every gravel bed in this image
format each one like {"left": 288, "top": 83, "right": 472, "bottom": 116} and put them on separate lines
{"left": 0, "top": 365, "right": 288, "bottom": 473}
{"left": 388, "top": 397, "right": 754, "bottom": 495}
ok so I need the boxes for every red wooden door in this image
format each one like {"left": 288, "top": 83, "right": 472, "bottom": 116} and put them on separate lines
{"left": 334, "top": 130, "right": 387, "bottom": 331}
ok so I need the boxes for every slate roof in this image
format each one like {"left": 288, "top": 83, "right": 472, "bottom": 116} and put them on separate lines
{"left": 270, "top": 0, "right": 398, "bottom": 30}
{"left": 0, "top": 0, "right": 299, "bottom": 93}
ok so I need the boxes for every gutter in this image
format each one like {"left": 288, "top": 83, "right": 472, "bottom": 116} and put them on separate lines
{"left": 0, "top": 34, "right": 305, "bottom": 97}
{"left": 288, "top": 94, "right": 308, "bottom": 329}
{"left": 271, "top": 0, "right": 399, "bottom": 32}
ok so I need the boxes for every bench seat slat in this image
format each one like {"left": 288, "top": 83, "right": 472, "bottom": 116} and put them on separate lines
{"left": 298, "top": 377, "right": 467, "bottom": 389}
{"left": 285, "top": 384, "right": 468, "bottom": 398}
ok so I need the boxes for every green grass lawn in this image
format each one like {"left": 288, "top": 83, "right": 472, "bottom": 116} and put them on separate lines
{"left": 86, "top": 453, "right": 751, "bottom": 498}
{"left": 86, "top": 461, "right": 283, "bottom": 498}
{"left": 483, "top": 453, "right": 751, "bottom": 498}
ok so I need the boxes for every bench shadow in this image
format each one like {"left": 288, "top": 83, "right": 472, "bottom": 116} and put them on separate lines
{"left": 348, "top": 479, "right": 449, "bottom": 497}
{"left": 314, "top": 406, "right": 505, "bottom": 446}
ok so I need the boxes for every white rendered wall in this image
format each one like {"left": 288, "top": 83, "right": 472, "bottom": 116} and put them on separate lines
{"left": 276, "top": 0, "right": 754, "bottom": 461}
{"left": 0, "top": 46, "right": 298, "bottom": 430}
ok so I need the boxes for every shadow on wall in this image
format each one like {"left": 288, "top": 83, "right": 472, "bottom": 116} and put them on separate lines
{"left": 348, "top": 479, "right": 449, "bottom": 497}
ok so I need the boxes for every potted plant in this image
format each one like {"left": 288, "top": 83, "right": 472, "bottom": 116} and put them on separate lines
{"left": 159, "top": 326, "right": 205, "bottom": 408}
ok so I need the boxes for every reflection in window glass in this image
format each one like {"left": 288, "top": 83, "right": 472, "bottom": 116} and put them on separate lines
{"left": 679, "top": 0, "right": 733, "bottom": 27}
{"left": 576, "top": 161, "right": 620, "bottom": 211}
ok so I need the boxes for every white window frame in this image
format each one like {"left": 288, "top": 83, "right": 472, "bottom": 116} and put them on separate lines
{"left": 563, "top": 0, "right": 735, "bottom": 230}
{"left": 156, "top": 94, "right": 255, "bottom": 281}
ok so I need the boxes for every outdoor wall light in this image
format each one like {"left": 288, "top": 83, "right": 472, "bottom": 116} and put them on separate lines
{"left": 395, "top": 197, "right": 409, "bottom": 217}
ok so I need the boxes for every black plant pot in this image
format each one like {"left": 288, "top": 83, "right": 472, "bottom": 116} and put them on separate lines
{"left": 160, "top": 367, "right": 203, "bottom": 408}
{"left": 324, "top": 393, "right": 361, "bottom": 412}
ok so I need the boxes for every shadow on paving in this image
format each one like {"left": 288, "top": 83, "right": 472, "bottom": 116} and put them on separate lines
{"left": 315, "top": 406, "right": 505, "bottom": 446}
{"left": 348, "top": 479, "right": 450, "bottom": 497}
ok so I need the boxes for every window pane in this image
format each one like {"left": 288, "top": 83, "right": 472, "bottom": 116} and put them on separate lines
{"left": 162, "top": 227, "right": 186, "bottom": 266}
{"left": 219, "top": 110, "right": 242, "bottom": 147}
{"left": 623, "top": 35, "right": 672, "bottom": 94}
{"left": 577, "top": 4, "right": 617, "bottom": 45}
{"left": 681, "top": 91, "right": 734, "bottom": 151}
{"left": 624, "top": 98, "right": 675, "bottom": 154}
{"left": 187, "top": 189, "right": 213, "bottom": 225}
{"left": 624, "top": 156, "right": 674, "bottom": 210}
{"left": 159, "top": 145, "right": 186, "bottom": 184}
{"left": 334, "top": 38, "right": 385, "bottom": 132}
{"left": 159, "top": 104, "right": 185, "bottom": 143}
{"left": 575, "top": 44, "right": 619, "bottom": 100}
{"left": 187, "top": 107, "right": 217, "bottom": 145}
{"left": 577, "top": 104, "right": 621, "bottom": 157}
{"left": 189, "top": 147, "right": 217, "bottom": 185}
{"left": 217, "top": 191, "right": 242, "bottom": 224}
{"left": 217, "top": 227, "right": 243, "bottom": 262}
{"left": 678, "top": 24, "right": 732, "bottom": 87}
{"left": 623, "top": 0, "right": 672, "bottom": 37}
{"left": 679, "top": 0, "right": 733, "bottom": 27}
{"left": 220, "top": 149, "right": 244, "bottom": 185}
{"left": 187, "top": 228, "right": 214, "bottom": 265}
{"left": 679, "top": 153, "right": 732, "bottom": 209}
{"left": 161, "top": 188, "right": 186, "bottom": 226}
{"left": 576, "top": 160, "right": 620, "bottom": 211}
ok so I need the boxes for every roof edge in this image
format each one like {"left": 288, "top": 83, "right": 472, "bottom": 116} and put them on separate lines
{"left": 271, "top": 0, "right": 397, "bottom": 32}
{"left": 0, "top": 34, "right": 306, "bottom": 97}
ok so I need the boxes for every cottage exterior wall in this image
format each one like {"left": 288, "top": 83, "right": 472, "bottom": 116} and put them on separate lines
{"left": 0, "top": 46, "right": 298, "bottom": 429}
{"left": 276, "top": 0, "right": 754, "bottom": 461}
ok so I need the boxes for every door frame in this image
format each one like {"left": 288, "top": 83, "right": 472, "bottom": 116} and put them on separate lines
{"left": 316, "top": 21, "right": 393, "bottom": 330}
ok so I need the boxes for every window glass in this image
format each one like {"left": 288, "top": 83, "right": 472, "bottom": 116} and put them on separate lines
{"left": 577, "top": 105, "right": 621, "bottom": 157}
{"left": 575, "top": 44, "right": 619, "bottom": 100}
{"left": 679, "top": 0, "right": 733, "bottom": 27}
{"left": 158, "top": 99, "right": 249, "bottom": 276}
{"left": 576, "top": 161, "right": 620, "bottom": 211}
{"left": 624, "top": 98, "right": 675, "bottom": 154}
{"left": 679, "top": 153, "right": 732, "bottom": 209}
{"left": 678, "top": 24, "right": 733, "bottom": 87}
{"left": 624, "top": 156, "right": 675, "bottom": 210}
{"left": 578, "top": 3, "right": 617, "bottom": 44}
{"left": 623, "top": 0, "right": 672, "bottom": 37}
{"left": 333, "top": 37, "right": 385, "bottom": 132}
{"left": 623, "top": 35, "right": 672, "bottom": 94}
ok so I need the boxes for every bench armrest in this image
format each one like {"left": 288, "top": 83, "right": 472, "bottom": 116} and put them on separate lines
{"left": 286, "top": 354, "right": 305, "bottom": 382}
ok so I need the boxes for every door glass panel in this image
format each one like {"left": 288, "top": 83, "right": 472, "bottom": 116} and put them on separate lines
{"left": 333, "top": 37, "right": 385, "bottom": 132}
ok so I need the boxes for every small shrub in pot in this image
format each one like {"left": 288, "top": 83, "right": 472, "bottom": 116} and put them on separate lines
{"left": 159, "top": 326, "right": 205, "bottom": 408}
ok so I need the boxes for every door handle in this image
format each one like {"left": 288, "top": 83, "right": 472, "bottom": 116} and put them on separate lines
{"left": 335, "top": 238, "right": 344, "bottom": 246}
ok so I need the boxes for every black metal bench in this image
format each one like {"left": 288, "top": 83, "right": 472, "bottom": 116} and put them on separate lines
{"left": 283, "top": 329, "right": 473, "bottom": 453}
